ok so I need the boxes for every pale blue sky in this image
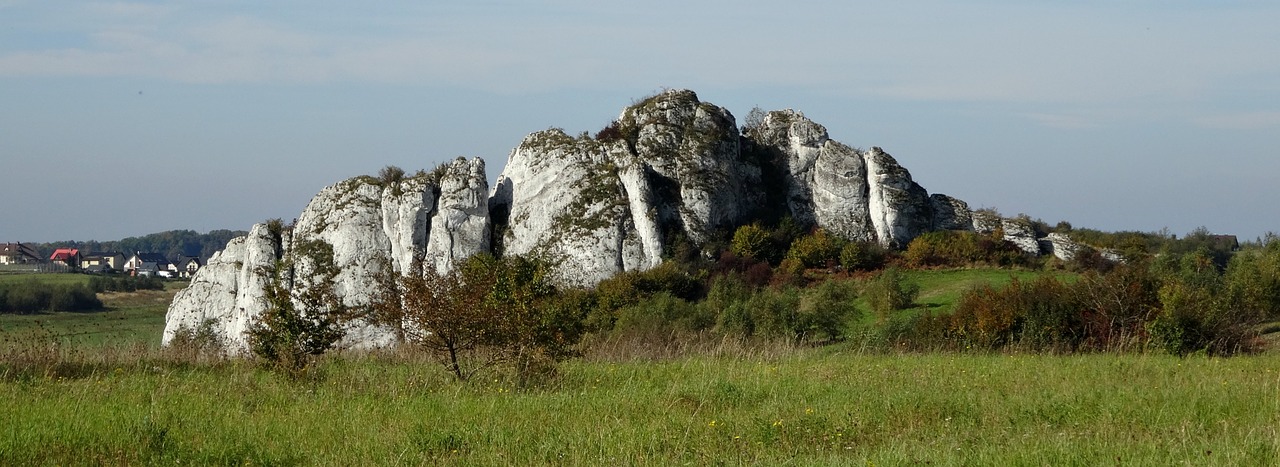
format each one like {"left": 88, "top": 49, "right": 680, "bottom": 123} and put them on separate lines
{"left": 2, "top": 1, "right": 1277, "bottom": 242}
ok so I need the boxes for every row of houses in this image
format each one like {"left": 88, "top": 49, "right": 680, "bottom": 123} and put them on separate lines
{"left": 0, "top": 243, "right": 202, "bottom": 278}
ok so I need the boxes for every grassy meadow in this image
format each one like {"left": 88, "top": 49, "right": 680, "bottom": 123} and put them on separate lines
{"left": 2, "top": 270, "right": 1279, "bottom": 465}
{"left": 0, "top": 274, "right": 179, "bottom": 348}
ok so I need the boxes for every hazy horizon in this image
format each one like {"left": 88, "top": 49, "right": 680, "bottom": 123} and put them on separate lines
{"left": 3, "top": 1, "right": 1277, "bottom": 243}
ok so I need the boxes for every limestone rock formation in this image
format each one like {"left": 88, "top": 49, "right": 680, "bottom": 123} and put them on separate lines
{"left": 161, "top": 222, "right": 283, "bottom": 354}
{"left": 1041, "top": 232, "right": 1084, "bottom": 261}
{"left": 162, "top": 160, "right": 489, "bottom": 352}
{"left": 746, "top": 109, "right": 953, "bottom": 247}
{"left": 490, "top": 130, "right": 658, "bottom": 287}
{"left": 930, "top": 195, "right": 974, "bottom": 231}
{"left": 491, "top": 90, "right": 763, "bottom": 286}
{"left": 425, "top": 158, "right": 491, "bottom": 274}
{"left": 167, "top": 88, "right": 1069, "bottom": 349}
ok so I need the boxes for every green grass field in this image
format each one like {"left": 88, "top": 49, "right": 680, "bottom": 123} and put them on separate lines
{"left": 2, "top": 270, "right": 1279, "bottom": 465}
{"left": 2, "top": 350, "right": 1277, "bottom": 465}
{"left": 0, "top": 274, "right": 181, "bottom": 348}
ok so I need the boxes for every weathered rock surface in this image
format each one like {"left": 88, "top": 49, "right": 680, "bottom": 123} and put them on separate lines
{"left": 162, "top": 222, "right": 282, "bottom": 354}
{"left": 491, "top": 90, "right": 766, "bottom": 286}
{"left": 1041, "top": 232, "right": 1084, "bottom": 261}
{"left": 930, "top": 194, "right": 973, "bottom": 231}
{"left": 491, "top": 130, "right": 658, "bottom": 286}
{"left": 746, "top": 110, "right": 953, "bottom": 247}
{"left": 162, "top": 161, "right": 489, "bottom": 352}
{"left": 425, "top": 158, "right": 491, "bottom": 274}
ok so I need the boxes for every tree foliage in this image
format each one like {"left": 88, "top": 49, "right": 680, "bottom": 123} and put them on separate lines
{"left": 245, "top": 239, "right": 351, "bottom": 377}
{"left": 373, "top": 254, "right": 583, "bottom": 384}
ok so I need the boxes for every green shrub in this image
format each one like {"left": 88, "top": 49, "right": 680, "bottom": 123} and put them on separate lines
{"left": 246, "top": 239, "right": 350, "bottom": 378}
{"left": 949, "top": 276, "right": 1081, "bottom": 350}
{"left": 864, "top": 267, "right": 918, "bottom": 319}
{"left": 839, "top": 241, "right": 884, "bottom": 271}
{"left": 730, "top": 224, "right": 774, "bottom": 262}
{"left": 0, "top": 279, "right": 103, "bottom": 313}
{"left": 48, "top": 284, "right": 102, "bottom": 312}
{"left": 773, "top": 258, "right": 806, "bottom": 287}
{"left": 904, "top": 230, "right": 1027, "bottom": 268}
{"left": 705, "top": 274, "right": 755, "bottom": 337}
{"left": 1072, "top": 264, "right": 1161, "bottom": 350}
{"left": 613, "top": 292, "right": 710, "bottom": 339}
{"left": 746, "top": 287, "right": 801, "bottom": 340}
{"left": 793, "top": 279, "right": 858, "bottom": 343}
{"left": 1016, "top": 276, "right": 1083, "bottom": 350}
{"left": 786, "top": 228, "right": 842, "bottom": 268}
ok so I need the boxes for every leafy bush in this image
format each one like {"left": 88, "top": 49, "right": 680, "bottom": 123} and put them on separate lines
{"left": 839, "top": 241, "right": 885, "bottom": 271}
{"left": 585, "top": 261, "right": 704, "bottom": 333}
{"left": 863, "top": 267, "right": 918, "bottom": 319}
{"left": 773, "top": 258, "right": 806, "bottom": 287}
{"left": 793, "top": 279, "right": 858, "bottom": 343}
{"left": 1072, "top": 264, "right": 1161, "bottom": 350}
{"left": 949, "top": 276, "right": 1080, "bottom": 350}
{"left": 705, "top": 273, "right": 755, "bottom": 337}
{"left": 372, "top": 254, "right": 583, "bottom": 385}
{"left": 88, "top": 275, "right": 164, "bottom": 293}
{"left": 730, "top": 224, "right": 774, "bottom": 262}
{"left": 786, "top": 228, "right": 842, "bottom": 268}
{"left": 903, "top": 230, "right": 1027, "bottom": 268}
{"left": 745, "top": 287, "right": 801, "bottom": 340}
{"left": 166, "top": 318, "right": 226, "bottom": 360}
{"left": 246, "top": 239, "right": 351, "bottom": 378}
{"left": 613, "top": 292, "right": 711, "bottom": 339}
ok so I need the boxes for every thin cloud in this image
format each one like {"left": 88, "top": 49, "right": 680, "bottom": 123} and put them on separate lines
{"left": 1023, "top": 113, "right": 1099, "bottom": 130}
{"left": 1193, "top": 112, "right": 1280, "bottom": 130}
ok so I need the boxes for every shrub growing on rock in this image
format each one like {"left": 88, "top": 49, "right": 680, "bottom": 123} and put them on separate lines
{"left": 246, "top": 239, "right": 351, "bottom": 378}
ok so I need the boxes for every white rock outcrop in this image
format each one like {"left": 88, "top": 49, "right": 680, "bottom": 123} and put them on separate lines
{"left": 1041, "top": 232, "right": 1083, "bottom": 261}
{"left": 491, "top": 131, "right": 658, "bottom": 286}
{"left": 425, "top": 158, "right": 491, "bottom": 274}
{"left": 1000, "top": 219, "right": 1043, "bottom": 256}
{"left": 748, "top": 110, "right": 953, "bottom": 247}
{"left": 167, "top": 88, "right": 1076, "bottom": 350}
{"left": 163, "top": 162, "right": 490, "bottom": 352}
{"left": 491, "top": 90, "right": 762, "bottom": 286}
{"left": 162, "top": 222, "right": 282, "bottom": 354}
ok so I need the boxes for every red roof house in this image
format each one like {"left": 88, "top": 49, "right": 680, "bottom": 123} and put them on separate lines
{"left": 50, "top": 248, "right": 81, "bottom": 267}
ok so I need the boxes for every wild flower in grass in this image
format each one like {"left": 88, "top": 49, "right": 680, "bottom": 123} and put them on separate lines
{"left": 804, "top": 407, "right": 814, "bottom": 415}
{"left": 708, "top": 420, "right": 717, "bottom": 427}
{"left": 772, "top": 419, "right": 783, "bottom": 427}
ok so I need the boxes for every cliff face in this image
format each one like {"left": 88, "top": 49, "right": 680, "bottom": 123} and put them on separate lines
{"left": 162, "top": 222, "right": 282, "bottom": 353}
{"left": 162, "top": 158, "right": 489, "bottom": 352}
{"left": 490, "top": 90, "right": 763, "bottom": 286}
{"left": 745, "top": 109, "right": 944, "bottom": 248}
{"left": 165, "top": 89, "right": 1001, "bottom": 349}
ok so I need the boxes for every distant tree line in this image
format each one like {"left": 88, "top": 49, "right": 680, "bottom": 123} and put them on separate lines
{"left": 33, "top": 229, "right": 247, "bottom": 262}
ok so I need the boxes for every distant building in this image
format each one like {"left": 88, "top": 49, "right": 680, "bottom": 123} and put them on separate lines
{"left": 0, "top": 243, "right": 41, "bottom": 264}
{"left": 1209, "top": 235, "right": 1240, "bottom": 252}
{"left": 81, "top": 251, "right": 127, "bottom": 273}
{"left": 169, "top": 256, "right": 203, "bottom": 278}
{"left": 49, "top": 248, "right": 82, "bottom": 268}
{"left": 124, "top": 252, "right": 170, "bottom": 276}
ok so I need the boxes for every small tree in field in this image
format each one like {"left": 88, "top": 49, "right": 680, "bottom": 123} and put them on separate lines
{"left": 373, "top": 254, "right": 581, "bottom": 384}
{"left": 246, "top": 239, "right": 351, "bottom": 377}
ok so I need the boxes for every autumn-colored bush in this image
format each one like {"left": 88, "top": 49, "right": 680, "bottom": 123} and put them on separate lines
{"left": 786, "top": 228, "right": 842, "bottom": 268}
